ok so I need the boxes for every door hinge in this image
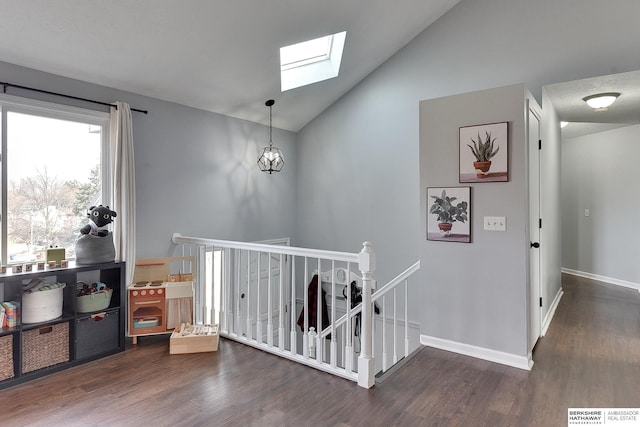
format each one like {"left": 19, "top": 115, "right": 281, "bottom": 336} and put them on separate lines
{"left": 539, "top": 218, "right": 542, "bottom": 229}
{"left": 538, "top": 139, "right": 542, "bottom": 150}
{"left": 539, "top": 297, "right": 543, "bottom": 307}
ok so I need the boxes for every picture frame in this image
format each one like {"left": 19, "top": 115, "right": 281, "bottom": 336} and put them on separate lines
{"left": 427, "top": 186, "right": 471, "bottom": 243}
{"left": 459, "top": 121, "right": 508, "bottom": 183}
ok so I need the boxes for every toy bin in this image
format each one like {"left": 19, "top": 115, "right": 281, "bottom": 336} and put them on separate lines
{"left": 0, "top": 334, "right": 14, "bottom": 381}
{"left": 22, "top": 283, "right": 66, "bottom": 324}
{"left": 75, "top": 310, "right": 119, "bottom": 359}
{"left": 76, "top": 289, "right": 113, "bottom": 313}
{"left": 22, "top": 322, "right": 70, "bottom": 373}
{"left": 170, "top": 323, "right": 219, "bottom": 354}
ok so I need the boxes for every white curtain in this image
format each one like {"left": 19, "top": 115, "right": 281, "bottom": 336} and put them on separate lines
{"left": 110, "top": 102, "right": 136, "bottom": 285}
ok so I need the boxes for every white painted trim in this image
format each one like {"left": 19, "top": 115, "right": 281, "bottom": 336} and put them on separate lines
{"left": 420, "top": 334, "right": 533, "bottom": 371}
{"left": 173, "top": 233, "right": 359, "bottom": 263}
{"left": 541, "top": 288, "right": 563, "bottom": 336}
{"left": 562, "top": 268, "right": 640, "bottom": 292}
{"left": 0, "top": 93, "right": 110, "bottom": 122}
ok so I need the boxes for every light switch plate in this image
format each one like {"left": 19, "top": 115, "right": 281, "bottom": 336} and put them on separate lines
{"left": 484, "top": 216, "right": 506, "bottom": 231}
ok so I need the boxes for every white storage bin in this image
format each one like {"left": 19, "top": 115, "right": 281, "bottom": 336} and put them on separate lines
{"left": 22, "top": 284, "right": 66, "bottom": 324}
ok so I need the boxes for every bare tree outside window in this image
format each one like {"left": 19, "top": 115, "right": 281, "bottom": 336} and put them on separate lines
{"left": 5, "top": 112, "right": 103, "bottom": 263}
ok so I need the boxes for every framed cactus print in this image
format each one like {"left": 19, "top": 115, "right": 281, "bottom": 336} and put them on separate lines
{"left": 459, "top": 121, "right": 508, "bottom": 183}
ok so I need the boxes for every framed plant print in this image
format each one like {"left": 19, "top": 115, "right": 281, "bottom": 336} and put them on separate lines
{"left": 459, "top": 121, "right": 508, "bottom": 183}
{"left": 427, "top": 186, "right": 471, "bottom": 243}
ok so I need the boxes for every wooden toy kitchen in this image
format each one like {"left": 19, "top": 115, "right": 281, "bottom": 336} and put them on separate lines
{"left": 128, "top": 257, "right": 195, "bottom": 345}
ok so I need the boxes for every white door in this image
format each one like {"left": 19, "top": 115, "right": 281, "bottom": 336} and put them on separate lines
{"left": 236, "top": 239, "right": 290, "bottom": 343}
{"left": 528, "top": 102, "right": 542, "bottom": 355}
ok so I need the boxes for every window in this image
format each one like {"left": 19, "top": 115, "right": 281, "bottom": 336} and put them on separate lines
{"left": 1, "top": 94, "right": 110, "bottom": 265}
{"left": 280, "top": 31, "right": 347, "bottom": 91}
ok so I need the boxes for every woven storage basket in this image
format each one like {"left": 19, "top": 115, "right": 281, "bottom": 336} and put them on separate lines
{"left": 0, "top": 334, "right": 14, "bottom": 381}
{"left": 22, "top": 322, "right": 69, "bottom": 374}
{"left": 76, "top": 289, "right": 113, "bottom": 313}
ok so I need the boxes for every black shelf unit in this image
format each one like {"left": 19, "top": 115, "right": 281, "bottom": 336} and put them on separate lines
{"left": 0, "top": 261, "right": 125, "bottom": 390}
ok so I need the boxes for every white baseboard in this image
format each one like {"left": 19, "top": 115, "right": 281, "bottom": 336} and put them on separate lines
{"left": 420, "top": 334, "right": 532, "bottom": 371}
{"left": 562, "top": 268, "right": 640, "bottom": 293}
{"left": 541, "top": 288, "right": 563, "bottom": 336}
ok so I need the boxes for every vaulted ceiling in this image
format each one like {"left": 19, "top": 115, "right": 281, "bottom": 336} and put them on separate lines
{"left": 0, "top": 0, "right": 461, "bottom": 131}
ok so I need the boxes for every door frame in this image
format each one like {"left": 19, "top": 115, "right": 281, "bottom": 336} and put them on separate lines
{"left": 527, "top": 100, "right": 542, "bottom": 361}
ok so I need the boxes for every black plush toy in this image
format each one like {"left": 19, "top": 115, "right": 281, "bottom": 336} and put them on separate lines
{"left": 80, "top": 205, "right": 117, "bottom": 237}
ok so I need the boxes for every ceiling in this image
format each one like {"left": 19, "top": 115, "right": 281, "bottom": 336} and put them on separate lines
{"left": 545, "top": 69, "right": 640, "bottom": 139}
{"left": 0, "top": 0, "right": 460, "bottom": 132}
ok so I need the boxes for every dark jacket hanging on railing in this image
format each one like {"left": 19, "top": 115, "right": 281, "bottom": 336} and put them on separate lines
{"left": 297, "top": 275, "right": 330, "bottom": 334}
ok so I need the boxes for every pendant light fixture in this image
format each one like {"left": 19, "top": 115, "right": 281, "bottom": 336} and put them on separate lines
{"left": 257, "top": 99, "right": 284, "bottom": 174}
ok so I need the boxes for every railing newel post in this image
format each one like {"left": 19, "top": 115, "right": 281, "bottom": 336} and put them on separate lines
{"left": 357, "top": 241, "right": 375, "bottom": 388}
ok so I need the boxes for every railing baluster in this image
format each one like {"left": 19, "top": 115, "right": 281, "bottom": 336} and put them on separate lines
{"left": 278, "top": 254, "right": 285, "bottom": 351}
{"left": 235, "top": 249, "right": 241, "bottom": 336}
{"left": 290, "top": 255, "right": 297, "bottom": 355}
{"left": 223, "top": 248, "right": 230, "bottom": 331}
{"left": 246, "top": 250, "right": 252, "bottom": 340}
{"left": 199, "top": 245, "right": 206, "bottom": 325}
{"left": 345, "top": 262, "right": 353, "bottom": 373}
{"left": 221, "top": 248, "right": 228, "bottom": 333}
{"left": 316, "top": 258, "right": 322, "bottom": 363}
{"left": 341, "top": 317, "right": 346, "bottom": 368}
{"left": 256, "top": 251, "right": 262, "bottom": 344}
{"left": 382, "top": 294, "right": 387, "bottom": 372}
{"left": 267, "top": 253, "right": 273, "bottom": 347}
{"left": 393, "top": 287, "right": 398, "bottom": 365}
{"left": 404, "top": 278, "right": 409, "bottom": 358}
{"left": 330, "top": 260, "right": 337, "bottom": 368}
{"left": 211, "top": 245, "right": 216, "bottom": 325}
{"left": 303, "top": 257, "right": 309, "bottom": 359}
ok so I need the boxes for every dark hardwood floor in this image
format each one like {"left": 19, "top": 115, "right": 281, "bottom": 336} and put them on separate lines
{"left": 1, "top": 274, "right": 638, "bottom": 426}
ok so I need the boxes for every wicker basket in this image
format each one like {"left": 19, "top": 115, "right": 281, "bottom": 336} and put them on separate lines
{"left": 22, "top": 322, "right": 69, "bottom": 374}
{"left": 0, "top": 334, "right": 14, "bottom": 381}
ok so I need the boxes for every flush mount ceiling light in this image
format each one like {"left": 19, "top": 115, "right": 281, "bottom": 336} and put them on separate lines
{"left": 582, "top": 92, "right": 620, "bottom": 111}
{"left": 257, "top": 99, "right": 284, "bottom": 174}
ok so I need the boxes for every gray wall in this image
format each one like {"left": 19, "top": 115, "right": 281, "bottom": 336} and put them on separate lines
{"left": 561, "top": 124, "right": 640, "bottom": 284}
{"left": 295, "top": 0, "right": 640, "bottom": 356}
{"left": 419, "top": 84, "right": 530, "bottom": 357}
{"left": 0, "top": 60, "right": 298, "bottom": 258}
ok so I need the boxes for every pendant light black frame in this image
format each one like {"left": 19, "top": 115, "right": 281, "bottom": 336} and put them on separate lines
{"left": 257, "top": 99, "right": 284, "bottom": 174}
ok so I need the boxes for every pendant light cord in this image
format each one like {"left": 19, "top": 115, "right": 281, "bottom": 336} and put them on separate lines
{"left": 266, "top": 99, "right": 275, "bottom": 148}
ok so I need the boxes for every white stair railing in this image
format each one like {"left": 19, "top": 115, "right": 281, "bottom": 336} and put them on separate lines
{"left": 319, "top": 260, "right": 420, "bottom": 376}
{"left": 171, "top": 233, "right": 419, "bottom": 388}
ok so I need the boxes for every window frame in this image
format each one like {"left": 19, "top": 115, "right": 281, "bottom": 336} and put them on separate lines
{"left": 0, "top": 93, "right": 111, "bottom": 265}
{"left": 280, "top": 31, "right": 347, "bottom": 92}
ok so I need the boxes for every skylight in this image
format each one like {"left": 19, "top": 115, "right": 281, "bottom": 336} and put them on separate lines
{"left": 280, "top": 31, "right": 346, "bottom": 91}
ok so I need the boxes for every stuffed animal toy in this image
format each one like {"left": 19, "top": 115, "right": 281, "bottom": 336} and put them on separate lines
{"left": 80, "top": 205, "right": 117, "bottom": 237}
